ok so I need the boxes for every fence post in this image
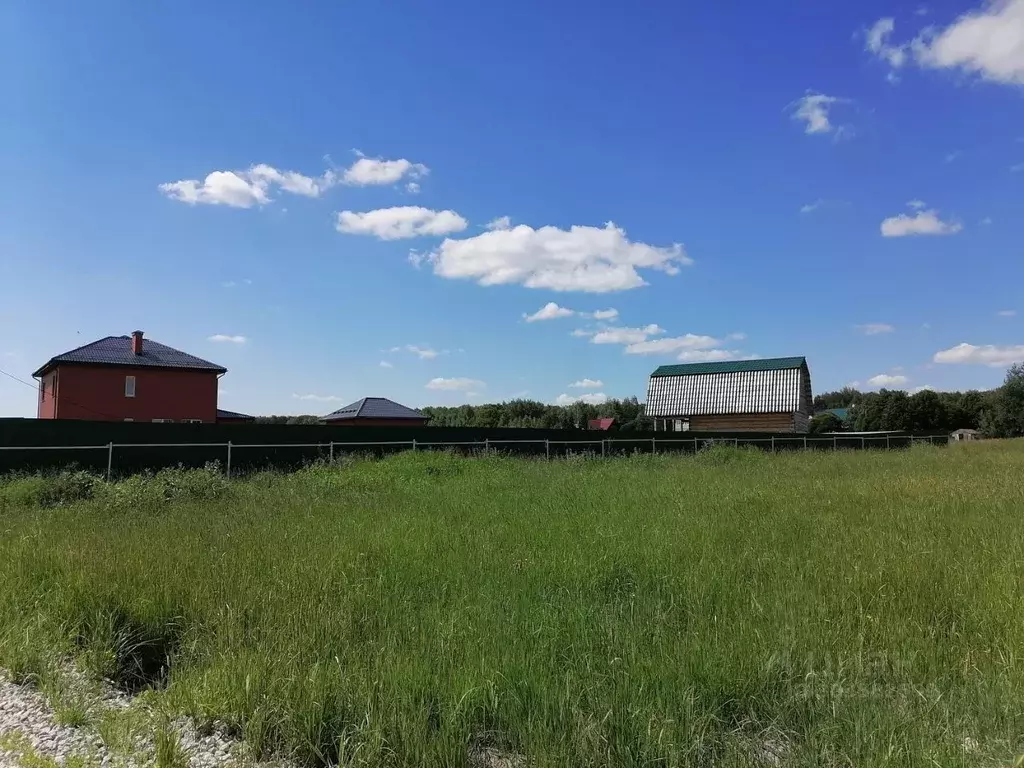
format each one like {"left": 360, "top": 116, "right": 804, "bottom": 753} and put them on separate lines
{"left": 771, "top": 435, "right": 775, "bottom": 453}
{"left": 693, "top": 437, "right": 698, "bottom": 454}
{"left": 485, "top": 438, "right": 489, "bottom": 453}
{"left": 545, "top": 439, "right": 550, "bottom": 460}
{"left": 861, "top": 436, "right": 866, "bottom": 450}
{"left": 601, "top": 439, "right": 606, "bottom": 458}
{"left": 106, "top": 442, "right": 113, "bottom": 481}
{"left": 886, "top": 434, "right": 890, "bottom": 450}
{"left": 226, "top": 441, "right": 232, "bottom": 478}
{"left": 651, "top": 437, "right": 656, "bottom": 455}
{"left": 329, "top": 441, "right": 335, "bottom": 463}
{"left": 412, "top": 438, "right": 417, "bottom": 452}
{"left": 803, "top": 436, "right": 807, "bottom": 450}
{"left": 833, "top": 435, "right": 837, "bottom": 451}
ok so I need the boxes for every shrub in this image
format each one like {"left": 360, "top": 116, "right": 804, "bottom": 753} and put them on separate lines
{"left": 0, "top": 470, "right": 99, "bottom": 509}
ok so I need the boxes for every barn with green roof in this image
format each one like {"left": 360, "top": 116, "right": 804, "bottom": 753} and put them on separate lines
{"left": 646, "top": 357, "right": 813, "bottom": 433}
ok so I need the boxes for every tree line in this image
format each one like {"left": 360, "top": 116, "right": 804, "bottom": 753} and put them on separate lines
{"left": 811, "top": 364, "right": 1024, "bottom": 437}
{"left": 251, "top": 364, "right": 1024, "bottom": 438}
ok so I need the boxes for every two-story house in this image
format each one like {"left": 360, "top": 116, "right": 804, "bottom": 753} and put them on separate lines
{"left": 33, "top": 331, "right": 227, "bottom": 423}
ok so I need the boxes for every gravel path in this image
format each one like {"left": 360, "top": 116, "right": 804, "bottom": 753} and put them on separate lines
{"left": 0, "top": 668, "right": 272, "bottom": 768}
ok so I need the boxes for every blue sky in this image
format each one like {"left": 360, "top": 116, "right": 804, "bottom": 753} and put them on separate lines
{"left": 2, "top": 0, "right": 1023, "bottom": 416}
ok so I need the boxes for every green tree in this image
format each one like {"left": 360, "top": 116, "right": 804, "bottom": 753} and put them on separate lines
{"left": 809, "top": 412, "right": 844, "bottom": 434}
{"left": 982, "top": 364, "right": 1024, "bottom": 437}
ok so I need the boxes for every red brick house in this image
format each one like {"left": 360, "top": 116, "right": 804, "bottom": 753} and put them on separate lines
{"left": 321, "top": 397, "right": 428, "bottom": 427}
{"left": 32, "top": 331, "right": 227, "bottom": 423}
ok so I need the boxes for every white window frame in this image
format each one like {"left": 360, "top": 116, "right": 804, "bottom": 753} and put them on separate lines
{"left": 124, "top": 418, "right": 134, "bottom": 422}
{"left": 184, "top": 419, "right": 203, "bottom": 424}
{"left": 125, "top": 375, "right": 136, "bottom": 398}
{"left": 152, "top": 418, "right": 173, "bottom": 423}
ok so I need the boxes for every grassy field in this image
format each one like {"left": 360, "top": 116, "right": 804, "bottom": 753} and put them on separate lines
{"left": 1, "top": 443, "right": 1023, "bottom": 767}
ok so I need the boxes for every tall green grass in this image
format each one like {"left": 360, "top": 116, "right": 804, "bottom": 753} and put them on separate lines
{"left": 2, "top": 444, "right": 1023, "bottom": 767}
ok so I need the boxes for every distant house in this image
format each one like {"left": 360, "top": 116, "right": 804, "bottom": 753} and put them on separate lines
{"left": 32, "top": 331, "right": 226, "bottom": 423}
{"left": 321, "top": 397, "right": 429, "bottom": 427}
{"left": 646, "top": 357, "right": 813, "bottom": 433}
{"left": 950, "top": 428, "right": 981, "bottom": 442}
{"left": 820, "top": 407, "right": 851, "bottom": 421}
{"left": 588, "top": 417, "right": 616, "bottom": 431}
{"left": 216, "top": 409, "right": 255, "bottom": 424}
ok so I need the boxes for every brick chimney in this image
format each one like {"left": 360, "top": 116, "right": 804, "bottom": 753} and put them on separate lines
{"left": 131, "top": 330, "right": 144, "bottom": 355}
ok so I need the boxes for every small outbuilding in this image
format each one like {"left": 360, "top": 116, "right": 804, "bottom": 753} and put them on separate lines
{"left": 321, "top": 397, "right": 429, "bottom": 427}
{"left": 950, "top": 428, "right": 981, "bottom": 442}
{"left": 216, "top": 409, "right": 256, "bottom": 424}
{"left": 588, "top": 417, "right": 616, "bottom": 431}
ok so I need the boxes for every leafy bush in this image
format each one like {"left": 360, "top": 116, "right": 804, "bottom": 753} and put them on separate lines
{"left": 0, "top": 470, "right": 99, "bottom": 509}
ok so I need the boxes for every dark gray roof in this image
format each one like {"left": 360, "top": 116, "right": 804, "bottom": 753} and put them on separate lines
{"left": 216, "top": 409, "right": 254, "bottom": 420}
{"left": 322, "top": 397, "right": 427, "bottom": 421}
{"left": 33, "top": 335, "right": 227, "bottom": 377}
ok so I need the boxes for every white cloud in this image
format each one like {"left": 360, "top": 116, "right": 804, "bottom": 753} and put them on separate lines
{"left": 790, "top": 92, "right": 847, "bottom": 135}
{"left": 160, "top": 164, "right": 335, "bottom": 208}
{"left": 591, "top": 324, "right": 664, "bottom": 345}
{"left": 425, "top": 222, "right": 690, "bottom": 293}
{"left": 405, "top": 182, "right": 421, "bottom": 195}
{"left": 800, "top": 200, "right": 825, "bottom": 214}
{"left": 342, "top": 151, "right": 428, "bottom": 186}
{"left": 379, "top": 360, "right": 394, "bottom": 368}
{"left": 571, "top": 328, "right": 595, "bottom": 337}
{"left": 726, "top": 332, "right": 747, "bottom": 341}
{"left": 569, "top": 378, "right": 604, "bottom": 389}
{"left": 524, "top": 302, "right": 576, "bottom": 322}
{"left": 998, "top": 309, "right": 1017, "bottom": 317}
{"left": 208, "top": 334, "right": 247, "bottom": 344}
{"left": 556, "top": 392, "right": 608, "bottom": 405}
{"left": 675, "top": 349, "right": 742, "bottom": 362}
{"left": 222, "top": 279, "right": 252, "bottom": 288}
{"left": 292, "top": 393, "right": 343, "bottom": 403}
{"left": 591, "top": 308, "right": 619, "bottom": 320}
{"left": 911, "top": 385, "right": 935, "bottom": 393}
{"left": 867, "top": 2, "right": 1024, "bottom": 86}
{"left": 406, "top": 345, "right": 444, "bottom": 359}
{"left": 907, "top": 199, "right": 927, "bottom": 210}
{"left": 623, "top": 333, "right": 721, "bottom": 355}
{"left": 867, "top": 373, "right": 909, "bottom": 387}
{"left": 865, "top": 18, "right": 910, "bottom": 69}
{"left": 486, "top": 216, "right": 512, "bottom": 231}
{"left": 880, "top": 205, "right": 962, "bottom": 236}
{"left": 856, "top": 323, "right": 896, "bottom": 335}
{"left": 426, "top": 377, "right": 485, "bottom": 391}
{"left": 934, "top": 342, "right": 1024, "bottom": 366}
{"left": 336, "top": 206, "right": 468, "bottom": 240}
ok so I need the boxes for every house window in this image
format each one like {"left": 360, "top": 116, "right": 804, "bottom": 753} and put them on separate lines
{"left": 125, "top": 376, "right": 136, "bottom": 398}
{"left": 152, "top": 419, "right": 173, "bottom": 423}
{"left": 184, "top": 419, "right": 203, "bottom": 424}
{"left": 124, "top": 418, "right": 134, "bottom": 422}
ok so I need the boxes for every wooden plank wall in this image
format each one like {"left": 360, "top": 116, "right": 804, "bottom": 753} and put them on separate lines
{"left": 688, "top": 412, "right": 797, "bottom": 432}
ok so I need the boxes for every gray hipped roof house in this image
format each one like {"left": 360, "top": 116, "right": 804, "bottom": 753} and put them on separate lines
{"left": 321, "top": 397, "right": 428, "bottom": 425}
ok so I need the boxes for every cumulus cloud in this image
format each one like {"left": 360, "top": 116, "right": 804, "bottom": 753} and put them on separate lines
{"left": 336, "top": 206, "right": 468, "bottom": 240}
{"left": 880, "top": 204, "right": 962, "bottom": 236}
{"left": 524, "top": 302, "right": 576, "bottom": 322}
{"left": 424, "top": 222, "right": 690, "bottom": 293}
{"left": 160, "top": 164, "right": 335, "bottom": 208}
{"left": 856, "top": 323, "right": 896, "bottom": 335}
{"left": 569, "top": 378, "right": 604, "bottom": 389}
{"left": 867, "top": 373, "right": 909, "bottom": 387}
{"left": 790, "top": 92, "right": 849, "bottom": 135}
{"left": 866, "top": 2, "right": 1024, "bottom": 85}
{"left": 486, "top": 216, "right": 512, "bottom": 231}
{"left": 292, "top": 393, "right": 343, "bottom": 402}
{"left": 405, "top": 345, "right": 443, "bottom": 359}
{"left": 343, "top": 151, "right": 428, "bottom": 186}
{"left": 556, "top": 392, "right": 609, "bottom": 405}
{"left": 426, "top": 377, "right": 485, "bottom": 390}
{"left": 208, "top": 334, "right": 247, "bottom": 344}
{"left": 591, "top": 324, "right": 665, "bottom": 345}
{"left": 934, "top": 342, "right": 1024, "bottom": 366}
{"left": 405, "top": 182, "right": 421, "bottom": 194}
{"left": 675, "top": 349, "right": 743, "bottom": 362}
{"left": 591, "top": 308, "right": 619, "bottom": 320}
{"left": 623, "top": 333, "right": 721, "bottom": 355}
